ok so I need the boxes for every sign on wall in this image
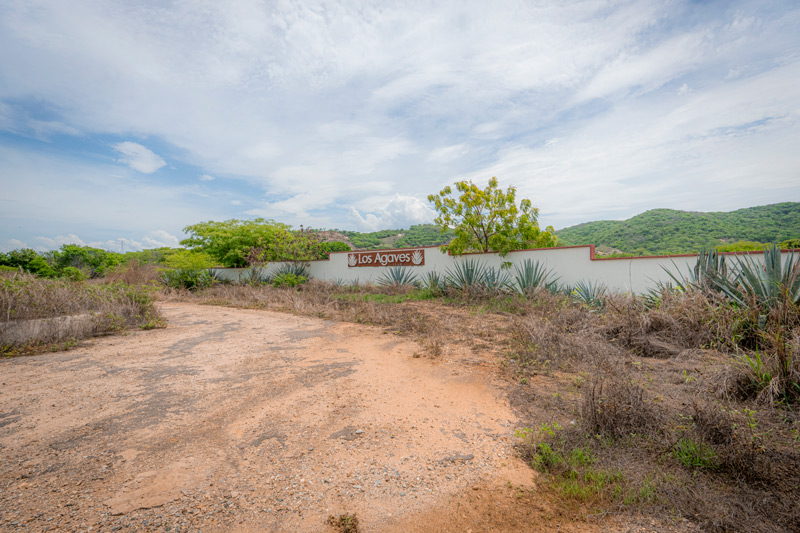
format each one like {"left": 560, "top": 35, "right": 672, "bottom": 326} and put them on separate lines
{"left": 347, "top": 249, "right": 425, "bottom": 267}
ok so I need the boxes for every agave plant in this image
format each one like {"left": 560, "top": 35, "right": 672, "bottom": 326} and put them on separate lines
{"left": 206, "top": 268, "right": 231, "bottom": 284}
{"left": 512, "top": 259, "right": 557, "bottom": 295}
{"left": 710, "top": 244, "right": 800, "bottom": 313}
{"left": 482, "top": 267, "right": 512, "bottom": 292}
{"left": 422, "top": 271, "right": 447, "bottom": 293}
{"left": 662, "top": 249, "right": 727, "bottom": 293}
{"left": 571, "top": 280, "right": 608, "bottom": 308}
{"left": 445, "top": 258, "right": 489, "bottom": 291}
{"left": 377, "top": 266, "right": 419, "bottom": 287}
{"left": 273, "top": 262, "right": 311, "bottom": 279}
{"left": 239, "top": 265, "right": 271, "bottom": 285}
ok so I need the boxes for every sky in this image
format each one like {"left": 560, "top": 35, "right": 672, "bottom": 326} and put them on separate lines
{"left": 1, "top": 0, "right": 798, "bottom": 253}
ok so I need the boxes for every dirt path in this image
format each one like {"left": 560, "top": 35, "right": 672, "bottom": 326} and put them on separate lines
{"left": 1, "top": 303, "right": 601, "bottom": 532}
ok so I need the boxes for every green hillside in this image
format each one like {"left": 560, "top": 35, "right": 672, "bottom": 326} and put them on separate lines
{"left": 336, "top": 224, "right": 455, "bottom": 250}
{"left": 556, "top": 203, "right": 800, "bottom": 255}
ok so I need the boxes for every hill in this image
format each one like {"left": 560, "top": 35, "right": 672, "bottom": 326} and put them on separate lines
{"left": 556, "top": 203, "right": 800, "bottom": 255}
{"left": 331, "top": 224, "right": 455, "bottom": 250}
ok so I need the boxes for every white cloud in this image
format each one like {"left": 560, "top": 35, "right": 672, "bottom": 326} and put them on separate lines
{"left": 0, "top": 238, "right": 28, "bottom": 252}
{"left": 111, "top": 141, "right": 166, "bottom": 174}
{"left": 34, "top": 234, "right": 86, "bottom": 248}
{"left": 55, "top": 230, "right": 179, "bottom": 252}
{"left": 348, "top": 195, "right": 435, "bottom": 231}
{"left": 141, "top": 230, "right": 180, "bottom": 248}
{"left": 230, "top": 200, "right": 242, "bottom": 205}
{"left": 0, "top": 0, "right": 798, "bottom": 241}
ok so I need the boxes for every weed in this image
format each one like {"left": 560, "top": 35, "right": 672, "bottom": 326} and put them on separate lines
{"left": 672, "top": 437, "right": 719, "bottom": 470}
{"left": 326, "top": 513, "right": 359, "bottom": 533}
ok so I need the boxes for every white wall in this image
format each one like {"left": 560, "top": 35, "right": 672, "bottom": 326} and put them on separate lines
{"left": 212, "top": 245, "right": 782, "bottom": 295}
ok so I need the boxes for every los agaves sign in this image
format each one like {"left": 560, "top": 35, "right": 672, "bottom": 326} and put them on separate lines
{"left": 347, "top": 249, "right": 425, "bottom": 267}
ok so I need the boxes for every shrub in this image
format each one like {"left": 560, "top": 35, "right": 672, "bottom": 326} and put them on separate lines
{"left": 271, "top": 272, "right": 307, "bottom": 288}
{"left": 272, "top": 262, "right": 311, "bottom": 280}
{"left": 570, "top": 280, "right": 607, "bottom": 309}
{"left": 61, "top": 266, "right": 88, "bottom": 282}
{"left": 161, "top": 268, "right": 213, "bottom": 291}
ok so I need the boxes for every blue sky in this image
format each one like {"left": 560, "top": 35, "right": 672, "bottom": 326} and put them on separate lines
{"left": 1, "top": 0, "right": 798, "bottom": 252}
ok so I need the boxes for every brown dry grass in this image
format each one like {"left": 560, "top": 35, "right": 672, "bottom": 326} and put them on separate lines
{"left": 171, "top": 280, "right": 512, "bottom": 358}
{"left": 1, "top": 272, "right": 163, "bottom": 354}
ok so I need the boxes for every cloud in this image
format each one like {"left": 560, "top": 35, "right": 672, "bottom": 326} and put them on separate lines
{"left": 0, "top": 0, "right": 798, "bottom": 242}
{"left": 34, "top": 234, "right": 86, "bottom": 249}
{"left": 0, "top": 238, "right": 28, "bottom": 252}
{"left": 348, "top": 195, "right": 435, "bottom": 231}
{"left": 55, "top": 230, "right": 180, "bottom": 252}
{"left": 141, "top": 230, "right": 180, "bottom": 248}
{"left": 111, "top": 142, "right": 166, "bottom": 174}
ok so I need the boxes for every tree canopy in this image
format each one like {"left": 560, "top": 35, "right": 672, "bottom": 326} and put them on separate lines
{"left": 181, "top": 219, "right": 347, "bottom": 267}
{"left": 180, "top": 219, "right": 291, "bottom": 267}
{"left": 427, "top": 177, "right": 558, "bottom": 256}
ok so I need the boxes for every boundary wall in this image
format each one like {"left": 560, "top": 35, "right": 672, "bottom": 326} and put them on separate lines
{"left": 212, "top": 245, "right": 791, "bottom": 294}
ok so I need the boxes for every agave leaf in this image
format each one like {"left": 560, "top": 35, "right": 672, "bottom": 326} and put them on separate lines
{"left": 445, "top": 258, "right": 489, "bottom": 290}
{"left": 512, "top": 259, "right": 557, "bottom": 295}
{"left": 377, "top": 266, "right": 419, "bottom": 287}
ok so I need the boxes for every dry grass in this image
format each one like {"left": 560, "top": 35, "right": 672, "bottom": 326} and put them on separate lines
{"left": 103, "top": 260, "right": 163, "bottom": 286}
{"left": 171, "top": 280, "right": 511, "bottom": 358}
{"left": 504, "top": 286, "right": 800, "bottom": 532}
{"left": 1, "top": 272, "right": 163, "bottom": 353}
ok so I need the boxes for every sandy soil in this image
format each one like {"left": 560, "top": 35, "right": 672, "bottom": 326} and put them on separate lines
{"left": 1, "top": 302, "right": 611, "bottom": 532}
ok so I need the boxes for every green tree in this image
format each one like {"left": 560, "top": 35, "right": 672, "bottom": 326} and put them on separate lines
{"left": 427, "top": 177, "right": 557, "bottom": 256}
{"left": 247, "top": 226, "right": 330, "bottom": 264}
{"left": 181, "top": 218, "right": 293, "bottom": 267}
{"left": 0, "top": 249, "right": 57, "bottom": 277}
{"left": 52, "top": 244, "right": 121, "bottom": 278}
{"left": 162, "top": 249, "right": 216, "bottom": 269}
{"left": 182, "top": 219, "right": 335, "bottom": 267}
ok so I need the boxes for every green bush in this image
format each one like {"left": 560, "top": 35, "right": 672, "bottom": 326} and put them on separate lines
{"left": 161, "top": 268, "right": 212, "bottom": 291}
{"left": 271, "top": 273, "right": 307, "bottom": 288}
{"left": 60, "top": 266, "right": 87, "bottom": 282}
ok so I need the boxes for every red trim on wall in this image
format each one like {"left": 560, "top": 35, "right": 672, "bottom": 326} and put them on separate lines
{"left": 209, "top": 245, "right": 800, "bottom": 268}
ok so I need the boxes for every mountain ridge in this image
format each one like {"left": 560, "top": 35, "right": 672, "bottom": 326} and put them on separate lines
{"left": 555, "top": 202, "right": 800, "bottom": 255}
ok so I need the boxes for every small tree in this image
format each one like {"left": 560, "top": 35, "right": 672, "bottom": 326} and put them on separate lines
{"left": 181, "top": 218, "right": 293, "bottom": 267}
{"left": 247, "top": 226, "right": 327, "bottom": 265}
{"left": 427, "top": 177, "right": 557, "bottom": 256}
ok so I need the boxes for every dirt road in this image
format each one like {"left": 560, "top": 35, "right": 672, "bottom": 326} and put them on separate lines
{"left": 1, "top": 302, "right": 593, "bottom": 532}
